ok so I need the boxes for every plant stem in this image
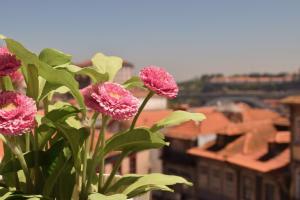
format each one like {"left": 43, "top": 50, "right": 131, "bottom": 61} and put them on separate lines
{"left": 89, "top": 112, "right": 99, "bottom": 152}
{"left": 43, "top": 97, "right": 49, "bottom": 114}
{"left": 25, "top": 133, "right": 30, "bottom": 152}
{"left": 34, "top": 128, "right": 39, "bottom": 192}
{"left": 81, "top": 113, "right": 99, "bottom": 196}
{"left": 130, "top": 91, "right": 154, "bottom": 131}
{"left": 97, "top": 116, "right": 109, "bottom": 191}
{"left": 101, "top": 151, "right": 129, "bottom": 193}
{"left": 0, "top": 135, "right": 21, "bottom": 191}
{"left": 5, "top": 136, "right": 33, "bottom": 193}
{"left": 84, "top": 115, "right": 108, "bottom": 197}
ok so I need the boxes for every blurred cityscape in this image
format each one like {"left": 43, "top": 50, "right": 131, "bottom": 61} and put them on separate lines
{"left": 76, "top": 62, "right": 300, "bottom": 199}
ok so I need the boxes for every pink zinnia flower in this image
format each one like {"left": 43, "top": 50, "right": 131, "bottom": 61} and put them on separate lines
{"left": 0, "top": 92, "right": 37, "bottom": 135}
{"left": 0, "top": 47, "right": 21, "bottom": 76}
{"left": 82, "top": 82, "right": 139, "bottom": 120}
{"left": 139, "top": 66, "right": 179, "bottom": 99}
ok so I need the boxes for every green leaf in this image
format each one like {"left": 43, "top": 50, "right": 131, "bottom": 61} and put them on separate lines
{"left": 127, "top": 185, "right": 172, "bottom": 198}
{"left": 4, "top": 37, "right": 86, "bottom": 113}
{"left": 104, "top": 128, "right": 167, "bottom": 155}
{"left": 41, "top": 105, "right": 86, "bottom": 171}
{"left": 0, "top": 151, "right": 47, "bottom": 174}
{"left": 42, "top": 105, "right": 80, "bottom": 125}
{"left": 88, "top": 193, "right": 127, "bottom": 200}
{"left": 0, "top": 186, "right": 51, "bottom": 199}
{"left": 0, "top": 34, "right": 6, "bottom": 39}
{"left": 58, "top": 64, "right": 109, "bottom": 83}
{"left": 1, "top": 76, "right": 14, "bottom": 91}
{"left": 26, "top": 64, "right": 39, "bottom": 100}
{"left": 52, "top": 157, "right": 75, "bottom": 200}
{"left": 38, "top": 63, "right": 86, "bottom": 113}
{"left": 107, "top": 175, "right": 141, "bottom": 194}
{"left": 151, "top": 110, "right": 206, "bottom": 132}
{"left": 123, "top": 76, "right": 144, "bottom": 89}
{"left": 39, "top": 48, "right": 72, "bottom": 67}
{"left": 122, "top": 173, "right": 192, "bottom": 198}
{"left": 91, "top": 53, "right": 122, "bottom": 81}
{"left": 0, "top": 186, "right": 13, "bottom": 198}
{"left": 55, "top": 124, "right": 88, "bottom": 171}
{"left": 42, "top": 146, "right": 72, "bottom": 197}
{"left": 36, "top": 124, "right": 56, "bottom": 149}
{"left": 38, "top": 82, "right": 70, "bottom": 101}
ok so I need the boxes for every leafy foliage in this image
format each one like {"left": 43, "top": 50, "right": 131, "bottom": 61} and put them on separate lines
{"left": 0, "top": 35, "right": 206, "bottom": 200}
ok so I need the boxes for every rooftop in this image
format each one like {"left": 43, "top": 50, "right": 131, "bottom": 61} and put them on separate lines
{"left": 281, "top": 95, "right": 300, "bottom": 105}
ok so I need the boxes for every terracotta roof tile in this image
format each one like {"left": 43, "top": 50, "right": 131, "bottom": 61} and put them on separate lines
{"left": 164, "top": 110, "right": 229, "bottom": 140}
{"left": 281, "top": 95, "right": 300, "bottom": 104}
{"left": 227, "top": 149, "right": 290, "bottom": 173}
{"left": 187, "top": 120, "right": 288, "bottom": 173}
{"left": 241, "top": 107, "right": 280, "bottom": 122}
{"left": 165, "top": 120, "right": 202, "bottom": 140}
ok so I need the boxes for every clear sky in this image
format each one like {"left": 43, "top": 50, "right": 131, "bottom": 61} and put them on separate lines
{"left": 1, "top": 1, "right": 300, "bottom": 81}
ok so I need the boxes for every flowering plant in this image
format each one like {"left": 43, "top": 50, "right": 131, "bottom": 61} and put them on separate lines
{"left": 0, "top": 34, "right": 205, "bottom": 200}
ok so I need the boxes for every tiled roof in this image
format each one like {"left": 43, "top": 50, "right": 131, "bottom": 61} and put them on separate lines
{"left": 164, "top": 108, "right": 226, "bottom": 140}
{"left": 164, "top": 106, "right": 283, "bottom": 140}
{"left": 240, "top": 106, "right": 280, "bottom": 122}
{"left": 165, "top": 120, "right": 202, "bottom": 140}
{"left": 227, "top": 149, "right": 290, "bottom": 173}
{"left": 187, "top": 121, "right": 289, "bottom": 173}
{"left": 281, "top": 95, "right": 300, "bottom": 104}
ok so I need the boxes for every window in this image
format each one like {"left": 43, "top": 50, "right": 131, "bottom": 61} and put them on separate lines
{"left": 264, "top": 183, "right": 275, "bottom": 200}
{"left": 224, "top": 170, "right": 236, "bottom": 198}
{"left": 209, "top": 167, "right": 222, "bottom": 192}
{"left": 226, "top": 171, "right": 234, "bottom": 182}
{"left": 242, "top": 176, "right": 254, "bottom": 200}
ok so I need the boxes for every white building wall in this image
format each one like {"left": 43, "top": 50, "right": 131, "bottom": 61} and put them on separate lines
{"left": 139, "top": 97, "right": 168, "bottom": 110}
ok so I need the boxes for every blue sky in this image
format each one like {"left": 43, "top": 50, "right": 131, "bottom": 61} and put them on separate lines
{"left": 1, "top": 1, "right": 300, "bottom": 81}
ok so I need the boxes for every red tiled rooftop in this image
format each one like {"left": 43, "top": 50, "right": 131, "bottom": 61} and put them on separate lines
{"left": 164, "top": 109, "right": 229, "bottom": 140}
{"left": 187, "top": 119, "right": 288, "bottom": 173}
{"left": 165, "top": 120, "right": 202, "bottom": 140}
{"left": 281, "top": 95, "right": 300, "bottom": 104}
{"left": 227, "top": 149, "right": 290, "bottom": 173}
{"left": 241, "top": 107, "right": 280, "bottom": 122}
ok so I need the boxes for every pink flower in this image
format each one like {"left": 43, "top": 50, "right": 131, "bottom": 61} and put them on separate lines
{"left": 139, "top": 66, "right": 178, "bottom": 99}
{"left": 0, "top": 92, "right": 37, "bottom": 135}
{"left": 0, "top": 47, "right": 21, "bottom": 76}
{"left": 82, "top": 82, "right": 139, "bottom": 120}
